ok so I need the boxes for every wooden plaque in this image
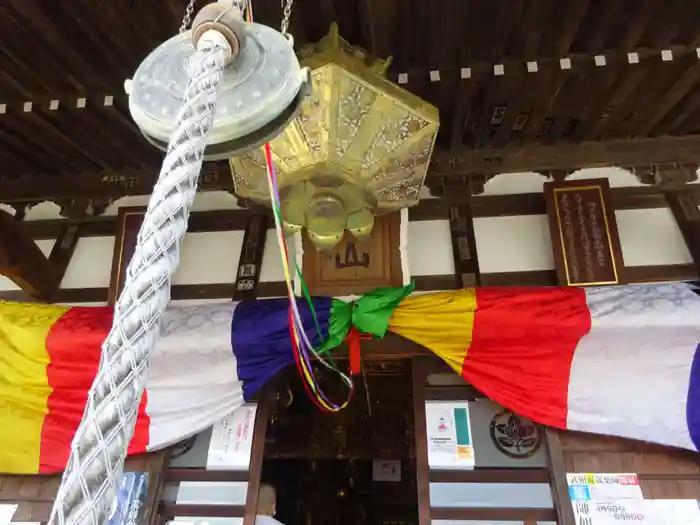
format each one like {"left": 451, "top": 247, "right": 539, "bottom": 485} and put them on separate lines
{"left": 544, "top": 179, "right": 624, "bottom": 287}
{"left": 302, "top": 213, "right": 403, "bottom": 296}
{"left": 108, "top": 206, "right": 146, "bottom": 306}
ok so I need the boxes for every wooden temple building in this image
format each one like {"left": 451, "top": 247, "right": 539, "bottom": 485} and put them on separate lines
{"left": 1, "top": 1, "right": 700, "bottom": 524}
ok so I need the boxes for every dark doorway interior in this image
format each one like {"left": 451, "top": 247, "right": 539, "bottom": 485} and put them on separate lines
{"left": 261, "top": 360, "right": 418, "bottom": 525}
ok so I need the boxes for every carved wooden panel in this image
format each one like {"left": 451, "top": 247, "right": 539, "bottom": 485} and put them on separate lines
{"left": 302, "top": 213, "right": 403, "bottom": 296}
{"left": 108, "top": 206, "right": 146, "bottom": 306}
{"left": 544, "top": 179, "right": 625, "bottom": 286}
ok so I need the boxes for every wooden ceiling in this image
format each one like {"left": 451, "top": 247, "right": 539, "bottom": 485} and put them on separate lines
{"left": 3, "top": 0, "right": 700, "bottom": 204}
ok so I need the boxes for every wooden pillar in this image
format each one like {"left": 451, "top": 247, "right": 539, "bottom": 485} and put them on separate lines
{"left": 448, "top": 203, "right": 481, "bottom": 288}
{"left": 544, "top": 429, "right": 576, "bottom": 525}
{"left": 242, "top": 390, "right": 274, "bottom": 525}
{"left": 665, "top": 191, "right": 700, "bottom": 274}
{"left": 233, "top": 214, "right": 269, "bottom": 301}
{"left": 412, "top": 359, "right": 431, "bottom": 525}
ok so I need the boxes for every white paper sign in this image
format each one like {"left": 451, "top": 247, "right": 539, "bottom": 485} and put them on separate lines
{"left": 644, "top": 500, "right": 700, "bottom": 525}
{"left": 425, "top": 401, "right": 474, "bottom": 470}
{"left": 571, "top": 499, "right": 700, "bottom": 524}
{"left": 0, "top": 505, "right": 17, "bottom": 525}
{"left": 373, "top": 460, "right": 401, "bottom": 482}
{"left": 567, "top": 473, "right": 643, "bottom": 502}
{"left": 206, "top": 403, "right": 257, "bottom": 470}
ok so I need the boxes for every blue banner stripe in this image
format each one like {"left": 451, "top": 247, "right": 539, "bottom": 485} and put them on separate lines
{"left": 231, "top": 297, "right": 333, "bottom": 399}
{"left": 688, "top": 343, "right": 700, "bottom": 451}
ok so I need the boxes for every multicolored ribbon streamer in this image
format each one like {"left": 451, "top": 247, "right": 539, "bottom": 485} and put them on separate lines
{"left": 262, "top": 140, "right": 355, "bottom": 412}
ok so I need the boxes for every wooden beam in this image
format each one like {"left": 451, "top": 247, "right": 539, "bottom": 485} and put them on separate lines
{"left": 0, "top": 209, "right": 60, "bottom": 299}
{"left": 430, "top": 135, "right": 700, "bottom": 176}
{"left": 0, "top": 162, "right": 231, "bottom": 202}
{"left": 4, "top": 136, "right": 700, "bottom": 202}
{"left": 2, "top": 264, "right": 696, "bottom": 305}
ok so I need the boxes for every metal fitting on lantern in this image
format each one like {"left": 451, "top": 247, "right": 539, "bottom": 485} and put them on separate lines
{"left": 191, "top": 2, "right": 248, "bottom": 60}
{"left": 126, "top": 1, "right": 311, "bottom": 160}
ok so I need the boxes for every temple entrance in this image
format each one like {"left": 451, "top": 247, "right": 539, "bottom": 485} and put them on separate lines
{"left": 261, "top": 360, "right": 419, "bottom": 525}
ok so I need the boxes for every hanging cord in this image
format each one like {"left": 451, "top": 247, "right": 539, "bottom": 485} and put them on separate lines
{"left": 49, "top": 31, "right": 232, "bottom": 525}
{"left": 263, "top": 144, "right": 354, "bottom": 413}
{"left": 243, "top": 0, "right": 354, "bottom": 413}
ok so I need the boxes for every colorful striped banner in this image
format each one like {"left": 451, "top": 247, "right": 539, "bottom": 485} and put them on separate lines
{"left": 389, "top": 282, "right": 700, "bottom": 452}
{"left": 0, "top": 298, "right": 333, "bottom": 474}
{"left": 1, "top": 282, "right": 698, "bottom": 474}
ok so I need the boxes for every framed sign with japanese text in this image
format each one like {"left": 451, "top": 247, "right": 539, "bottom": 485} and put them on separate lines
{"left": 544, "top": 179, "right": 624, "bottom": 287}
{"left": 302, "top": 212, "right": 403, "bottom": 296}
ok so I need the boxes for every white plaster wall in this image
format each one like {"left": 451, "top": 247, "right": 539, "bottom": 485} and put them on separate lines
{"left": 473, "top": 168, "right": 693, "bottom": 275}
{"left": 0, "top": 229, "right": 296, "bottom": 294}
{"left": 616, "top": 208, "right": 692, "bottom": 267}
{"left": 0, "top": 170, "right": 693, "bottom": 296}
{"left": 474, "top": 215, "right": 555, "bottom": 273}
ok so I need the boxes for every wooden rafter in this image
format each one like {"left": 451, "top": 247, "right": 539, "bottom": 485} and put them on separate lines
{"left": 2, "top": 0, "right": 700, "bottom": 195}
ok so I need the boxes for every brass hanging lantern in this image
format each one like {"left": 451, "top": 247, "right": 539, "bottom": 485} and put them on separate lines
{"left": 230, "top": 24, "right": 440, "bottom": 250}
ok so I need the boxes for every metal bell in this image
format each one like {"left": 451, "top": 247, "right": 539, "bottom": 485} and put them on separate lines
{"left": 126, "top": 12, "right": 310, "bottom": 160}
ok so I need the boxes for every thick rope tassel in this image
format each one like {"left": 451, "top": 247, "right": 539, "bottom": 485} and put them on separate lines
{"left": 49, "top": 34, "right": 229, "bottom": 525}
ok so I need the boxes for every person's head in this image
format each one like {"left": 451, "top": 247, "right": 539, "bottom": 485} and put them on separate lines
{"left": 258, "top": 484, "right": 277, "bottom": 516}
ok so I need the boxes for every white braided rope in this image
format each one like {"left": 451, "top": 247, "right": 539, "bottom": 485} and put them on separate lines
{"left": 49, "top": 33, "right": 231, "bottom": 525}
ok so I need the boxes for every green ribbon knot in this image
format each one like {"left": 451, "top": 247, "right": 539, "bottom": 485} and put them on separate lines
{"left": 316, "top": 282, "right": 415, "bottom": 355}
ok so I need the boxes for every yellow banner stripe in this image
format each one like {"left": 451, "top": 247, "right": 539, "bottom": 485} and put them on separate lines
{"left": 389, "top": 289, "right": 477, "bottom": 374}
{"left": 0, "top": 301, "right": 70, "bottom": 474}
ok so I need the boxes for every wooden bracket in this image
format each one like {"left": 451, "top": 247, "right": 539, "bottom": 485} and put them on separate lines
{"left": 45, "top": 223, "right": 82, "bottom": 300}
{"left": 0, "top": 209, "right": 60, "bottom": 300}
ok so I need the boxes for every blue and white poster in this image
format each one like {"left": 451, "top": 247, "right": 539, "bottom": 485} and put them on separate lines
{"left": 107, "top": 472, "right": 150, "bottom": 525}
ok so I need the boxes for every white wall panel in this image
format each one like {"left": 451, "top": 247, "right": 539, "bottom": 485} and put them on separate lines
{"left": 429, "top": 482, "right": 553, "bottom": 508}
{"left": 61, "top": 237, "right": 114, "bottom": 289}
{"left": 260, "top": 230, "right": 293, "bottom": 283}
{"left": 173, "top": 231, "right": 243, "bottom": 285}
{"left": 474, "top": 215, "right": 554, "bottom": 274}
{"left": 407, "top": 220, "right": 453, "bottom": 276}
{"left": 616, "top": 208, "right": 692, "bottom": 267}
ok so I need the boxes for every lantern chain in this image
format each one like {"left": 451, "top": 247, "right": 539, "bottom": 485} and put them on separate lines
{"left": 281, "top": 0, "right": 294, "bottom": 38}
{"left": 179, "top": 0, "right": 197, "bottom": 33}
